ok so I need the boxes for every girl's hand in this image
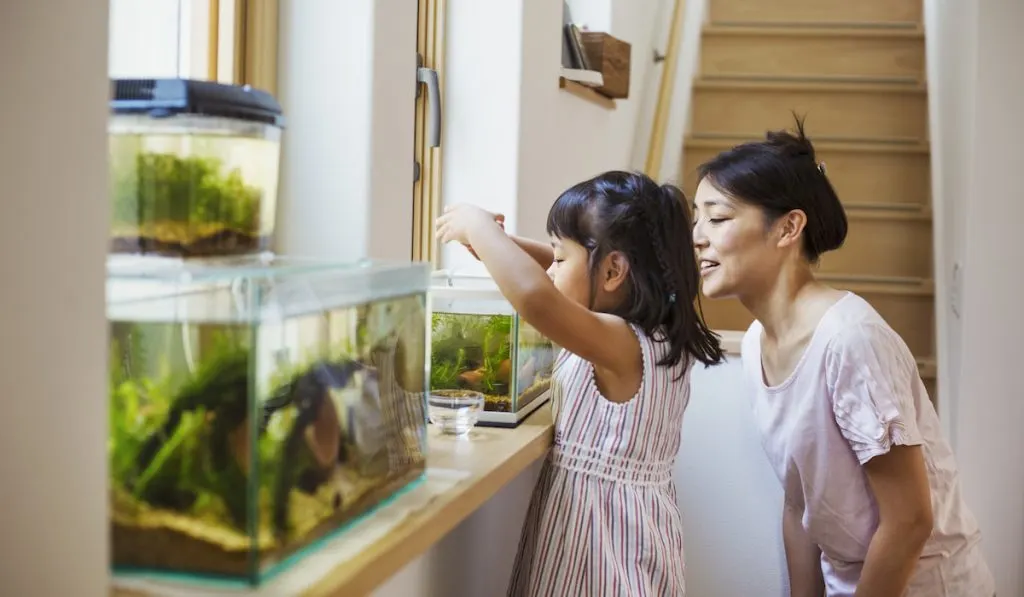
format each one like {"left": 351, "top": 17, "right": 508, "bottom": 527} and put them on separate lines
{"left": 436, "top": 204, "right": 504, "bottom": 248}
{"left": 466, "top": 213, "right": 505, "bottom": 260}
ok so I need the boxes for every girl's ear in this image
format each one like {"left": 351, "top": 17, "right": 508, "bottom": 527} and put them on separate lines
{"left": 599, "top": 251, "right": 631, "bottom": 293}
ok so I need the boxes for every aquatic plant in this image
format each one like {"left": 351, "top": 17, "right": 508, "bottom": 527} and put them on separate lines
{"left": 430, "top": 313, "right": 512, "bottom": 395}
{"left": 110, "top": 151, "right": 263, "bottom": 233}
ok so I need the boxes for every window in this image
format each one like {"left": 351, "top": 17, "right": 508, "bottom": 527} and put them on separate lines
{"left": 109, "top": 1, "right": 432, "bottom": 263}
{"left": 108, "top": 0, "right": 276, "bottom": 89}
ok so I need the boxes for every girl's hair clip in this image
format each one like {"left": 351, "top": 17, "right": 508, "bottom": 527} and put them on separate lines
{"left": 817, "top": 161, "right": 827, "bottom": 175}
{"left": 668, "top": 293, "right": 677, "bottom": 304}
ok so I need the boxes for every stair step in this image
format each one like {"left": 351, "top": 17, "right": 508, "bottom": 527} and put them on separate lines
{"left": 917, "top": 357, "right": 938, "bottom": 380}
{"left": 711, "top": 20, "right": 922, "bottom": 31}
{"left": 683, "top": 137, "right": 931, "bottom": 207}
{"left": 709, "top": 0, "right": 922, "bottom": 27}
{"left": 691, "top": 78, "right": 929, "bottom": 143}
{"left": 685, "top": 136, "right": 930, "bottom": 153}
{"left": 699, "top": 275, "right": 935, "bottom": 355}
{"left": 694, "top": 78, "right": 926, "bottom": 93}
{"left": 844, "top": 203, "right": 932, "bottom": 221}
{"left": 819, "top": 214, "right": 933, "bottom": 279}
{"left": 701, "top": 73, "right": 922, "bottom": 85}
{"left": 701, "top": 26, "right": 925, "bottom": 82}
{"left": 704, "top": 24, "right": 925, "bottom": 38}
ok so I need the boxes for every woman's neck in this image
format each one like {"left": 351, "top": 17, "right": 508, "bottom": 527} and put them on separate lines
{"left": 741, "top": 265, "right": 826, "bottom": 342}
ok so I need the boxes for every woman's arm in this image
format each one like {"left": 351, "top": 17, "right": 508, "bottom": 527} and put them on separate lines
{"left": 783, "top": 502, "right": 825, "bottom": 597}
{"left": 854, "top": 445, "right": 933, "bottom": 597}
{"left": 823, "top": 324, "right": 934, "bottom": 597}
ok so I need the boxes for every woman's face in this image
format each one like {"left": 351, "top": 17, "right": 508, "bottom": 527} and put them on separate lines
{"left": 691, "top": 178, "right": 786, "bottom": 300}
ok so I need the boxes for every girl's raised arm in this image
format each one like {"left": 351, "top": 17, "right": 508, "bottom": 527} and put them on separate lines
{"left": 437, "top": 205, "right": 641, "bottom": 398}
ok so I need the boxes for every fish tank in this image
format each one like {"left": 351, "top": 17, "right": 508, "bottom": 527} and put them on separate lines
{"left": 108, "top": 78, "right": 284, "bottom": 259}
{"left": 107, "top": 256, "right": 429, "bottom": 586}
{"left": 429, "top": 271, "right": 557, "bottom": 428}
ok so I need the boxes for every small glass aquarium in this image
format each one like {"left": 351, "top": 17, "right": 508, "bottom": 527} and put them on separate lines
{"left": 429, "top": 271, "right": 557, "bottom": 428}
{"left": 109, "top": 78, "right": 284, "bottom": 259}
{"left": 107, "top": 256, "right": 429, "bottom": 586}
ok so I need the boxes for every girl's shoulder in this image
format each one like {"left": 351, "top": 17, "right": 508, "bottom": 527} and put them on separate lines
{"left": 641, "top": 325, "right": 698, "bottom": 383}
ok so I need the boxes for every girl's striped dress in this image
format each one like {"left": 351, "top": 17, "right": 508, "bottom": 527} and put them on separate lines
{"left": 507, "top": 325, "right": 691, "bottom": 597}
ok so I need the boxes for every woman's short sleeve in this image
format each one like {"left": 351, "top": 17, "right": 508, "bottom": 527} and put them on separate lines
{"left": 825, "top": 323, "right": 924, "bottom": 464}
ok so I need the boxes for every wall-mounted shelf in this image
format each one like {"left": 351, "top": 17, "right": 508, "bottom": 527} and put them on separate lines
{"left": 558, "top": 77, "right": 616, "bottom": 110}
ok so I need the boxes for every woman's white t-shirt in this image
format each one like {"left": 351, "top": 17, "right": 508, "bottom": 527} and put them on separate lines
{"left": 741, "top": 292, "right": 995, "bottom": 597}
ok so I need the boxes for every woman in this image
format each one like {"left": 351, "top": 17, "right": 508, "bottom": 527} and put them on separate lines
{"left": 691, "top": 118, "right": 995, "bottom": 597}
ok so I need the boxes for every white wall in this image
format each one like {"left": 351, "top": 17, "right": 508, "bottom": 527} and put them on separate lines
{"left": 276, "top": 0, "right": 417, "bottom": 262}
{"left": 441, "top": 0, "right": 664, "bottom": 272}
{"left": 923, "top": 0, "right": 976, "bottom": 449}
{"left": 0, "top": 1, "right": 111, "bottom": 595}
{"left": 515, "top": 0, "right": 663, "bottom": 242}
{"left": 927, "top": 0, "right": 1024, "bottom": 594}
{"left": 676, "top": 359, "right": 787, "bottom": 597}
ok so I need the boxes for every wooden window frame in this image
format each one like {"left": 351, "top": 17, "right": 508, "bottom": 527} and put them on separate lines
{"left": 412, "top": 0, "right": 446, "bottom": 265}
{"left": 208, "top": 0, "right": 279, "bottom": 93}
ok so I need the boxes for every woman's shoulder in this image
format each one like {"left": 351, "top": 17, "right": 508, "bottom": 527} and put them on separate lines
{"left": 820, "top": 293, "right": 911, "bottom": 356}
{"left": 816, "top": 293, "right": 920, "bottom": 391}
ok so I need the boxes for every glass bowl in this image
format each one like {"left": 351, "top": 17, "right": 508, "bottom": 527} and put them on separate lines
{"left": 428, "top": 389, "right": 484, "bottom": 435}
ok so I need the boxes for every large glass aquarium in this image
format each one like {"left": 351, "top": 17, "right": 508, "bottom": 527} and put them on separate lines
{"left": 429, "top": 271, "right": 557, "bottom": 428}
{"left": 107, "top": 256, "right": 429, "bottom": 585}
{"left": 108, "top": 78, "right": 283, "bottom": 259}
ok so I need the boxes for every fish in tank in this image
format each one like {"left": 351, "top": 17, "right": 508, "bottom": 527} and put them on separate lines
{"left": 107, "top": 259, "right": 429, "bottom": 585}
{"left": 108, "top": 79, "right": 283, "bottom": 259}
{"left": 429, "top": 310, "right": 556, "bottom": 426}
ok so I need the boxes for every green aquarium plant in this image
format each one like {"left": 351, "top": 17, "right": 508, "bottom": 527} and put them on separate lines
{"left": 430, "top": 312, "right": 513, "bottom": 409}
{"left": 109, "top": 151, "right": 265, "bottom": 257}
{"left": 108, "top": 314, "right": 429, "bottom": 582}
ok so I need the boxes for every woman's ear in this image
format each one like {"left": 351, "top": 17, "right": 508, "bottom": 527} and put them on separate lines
{"left": 775, "top": 209, "right": 808, "bottom": 251}
{"left": 599, "top": 251, "right": 631, "bottom": 293}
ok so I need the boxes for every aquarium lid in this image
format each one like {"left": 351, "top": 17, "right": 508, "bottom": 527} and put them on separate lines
{"left": 430, "top": 269, "right": 515, "bottom": 312}
{"left": 110, "top": 78, "right": 285, "bottom": 127}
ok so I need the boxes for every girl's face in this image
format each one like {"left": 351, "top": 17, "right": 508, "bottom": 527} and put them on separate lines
{"left": 547, "top": 237, "right": 591, "bottom": 306}
{"left": 547, "top": 236, "right": 628, "bottom": 310}
{"left": 691, "top": 178, "right": 787, "bottom": 300}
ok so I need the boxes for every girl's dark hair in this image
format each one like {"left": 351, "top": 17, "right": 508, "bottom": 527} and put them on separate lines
{"left": 696, "top": 114, "right": 848, "bottom": 262}
{"left": 546, "top": 170, "right": 724, "bottom": 370}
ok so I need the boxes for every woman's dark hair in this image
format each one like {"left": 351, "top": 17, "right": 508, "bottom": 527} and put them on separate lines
{"left": 696, "top": 114, "right": 848, "bottom": 262}
{"left": 546, "top": 170, "right": 724, "bottom": 369}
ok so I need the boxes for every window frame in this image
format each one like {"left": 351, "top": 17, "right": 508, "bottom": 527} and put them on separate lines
{"left": 412, "top": 0, "right": 446, "bottom": 265}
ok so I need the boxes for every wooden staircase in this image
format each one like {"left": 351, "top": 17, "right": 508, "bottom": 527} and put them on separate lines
{"left": 682, "top": 0, "right": 938, "bottom": 401}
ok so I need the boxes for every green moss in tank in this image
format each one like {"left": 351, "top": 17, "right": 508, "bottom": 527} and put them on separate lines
{"left": 111, "top": 152, "right": 263, "bottom": 233}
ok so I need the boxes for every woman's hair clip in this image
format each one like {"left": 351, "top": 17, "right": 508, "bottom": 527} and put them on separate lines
{"left": 668, "top": 293, "right": 677, "bottom": 304}
{"left": 817, "top": 161, "right": 827, "bottom": 175}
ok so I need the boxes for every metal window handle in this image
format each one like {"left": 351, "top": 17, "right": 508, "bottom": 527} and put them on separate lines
{"left": 417, "top": 65, "right": 442, "bottom": 148}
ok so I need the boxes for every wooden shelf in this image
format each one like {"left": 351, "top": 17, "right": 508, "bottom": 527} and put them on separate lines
{"left": 559, "top": 77, "right": 616, "bottom": 110}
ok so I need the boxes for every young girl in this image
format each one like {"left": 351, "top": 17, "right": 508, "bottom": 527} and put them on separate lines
{"left": 436, "top": 170, "right": 724, "bottom": 596}
{"left": 691, "top": 118, "right": 995, "bottom": 597}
